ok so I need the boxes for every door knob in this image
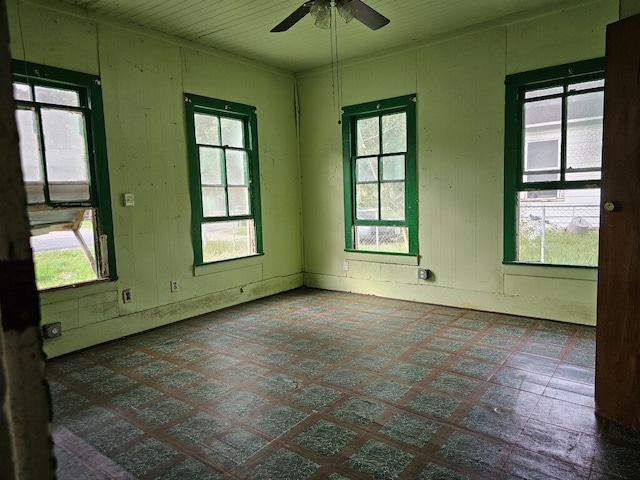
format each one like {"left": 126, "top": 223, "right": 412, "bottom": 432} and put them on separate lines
{"left": 604, "top": 201, "right": 615, "bottom": 212}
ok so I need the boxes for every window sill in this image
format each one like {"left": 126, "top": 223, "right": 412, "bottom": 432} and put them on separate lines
{"left": 344, "top": 250, "right": 419, "bottom": 266}
{"left": 502, "top": 262, "right": 597, "bottom": 280}
{"left": 194, "top": 254, "right": 264, "bottom": 277}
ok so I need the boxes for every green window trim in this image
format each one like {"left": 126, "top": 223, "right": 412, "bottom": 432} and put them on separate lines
{"left": 342, "top": 94, "right": 418, "bottom": 256}
{"left": 503, "top": 58, "right": 604, "bottom": 268}
{"left": 12, "top": 60, "right": 117, "bottom": 287}
{"left": 184, "top": 93, "right": 263, "bottom": 266}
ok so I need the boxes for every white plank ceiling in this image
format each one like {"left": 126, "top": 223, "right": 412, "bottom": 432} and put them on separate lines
{"left": 55, "top": 0, "right": 589, "bottom": 72}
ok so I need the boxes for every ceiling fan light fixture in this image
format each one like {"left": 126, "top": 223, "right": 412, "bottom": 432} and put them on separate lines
{"left": 337, "top": 0, "right": 357, "bottom": 23}
{"left": 310, "top": 0, "right": 331, "bottom": 29}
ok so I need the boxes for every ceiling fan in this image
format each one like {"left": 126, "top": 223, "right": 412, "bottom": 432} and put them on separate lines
{"left": 271, "top": 0, "right": 390, "bottom": 32}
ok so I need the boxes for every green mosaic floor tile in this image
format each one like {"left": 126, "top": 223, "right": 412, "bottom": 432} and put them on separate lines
{"left": 111, "top": 385, "right": 162, "bottom": 409}
{"left": 453, "top": 318, "right": 492, "bottom": 330}
{"left": 449, "top": 358, "right": 494, "bottom": 380}
{"left": 110, "top": 351, "right": 154, "bottom": 368}
{"left": 204, "top": 336, "right": 239, "bottom": 350}
{"left": 88, "top": 344, "right": 132, "bottom": 360}
{"left": 67, "top": 365, "right": 114, "bottom": 383}
{"left": 85, "top": 374, "right": 137, "bottom": 394}
{"left": 410, "top": 349, "right": 450, "bottom": 366}
{"left": 499, "top": 316, "right": 536, "bottom": 328}
{"left": 114, "top": 438, "right": 177, "bottom": 476}
{"left": 136, "top": 398, "right": 192, "bottom": 425}
{"left": 205, "top": 429, "right": 269, "bottom": 466}
{"left": 323, "top": 368, "right": 367, "bottom": 388}
{"left": 126, "top": 333, "right": 166, "bottom": 347}
{"left": 373, "top": 342, "right": 409, "bottom": 357}
{"left": 47, "top": 380, "right": 67, "bottom": 395}
{"left": 295, "top": 419, "right": 357, "bottom": 456}
{"left": 426, "top": 338, "right": 465, "bottom": 352}
{"left": 332, "top": 397, "right": 385, "bottom": 426}
{"left": 172, "top": 347, "right": 211, "bottom": 362}
{"left": 228, "top": 342, "right": 269, "bottom": 357}
{"left": 248, "top": 448, "right": 319, "bottom": 480}
{"left": 380, "top": 412, "right": 440, "bottom": 447}
{"left": 574, "top": 338, "right": 596, "bottom": 351}
{"left": 438, "top": 430, "right": 504, "bottom": 473}
{"left": 530, "top": 331, "right": 570, "bottom": 346}
{"left": 554, "top": 363, "right": 594, "bottom": 385}
{"left": 291, "top": 384, "right": 340, "bottom": 409}
{"left": 422, "top": 313, "right": 457, "bottom": 325}
{"left": 314, "top": 346, "right": 353, "bottom": 362}
{"left": 535, "top": 320, "right": 577, "bottom": 334}
{"left": 490, "top": 366, "right": 550, "bottom": 395}
{"left": 285, "top": 325, "right": 314, "bottom": 334}
{"left": 286, "top": 339, "right": 323, "bottom": 352}
{"left": 84, "top": 419, "right": 143, "bottom": 452}
{"left": 407, "top": 391, "right": 460, "bottom": 419}
{"left": 167, "top": 412, "right": 229, "bottom": 444}
{"left": 220, "top": 364, "right": 270, "bottom": 383}
{"left": 407, "top": 322, "right": 442, "bottom": 333}
{"left": 287, "top": 359, "right": 330, "bottom": 376}
{"left": 260, "top": 333, "right": 293, "bottom": 345}
{"left": 520, "top": 342, "right": 565, "bottom": 360}
{"left": 350, "top": 354, "right": 390, "bottom": 372}
{"left": 417, "top": 462, "right": 470, "bottom": 480}
{"left": 258, "top": 350, "right": 298, "bottom": 366}
{"left": 250, "top": 405, "right": 308, "bottom": 435}
{"left": 480, "top": 384, "right": 540, "bottom": 413}
{"left": 151, "top": 338, "right": 185, "bottom": 353}
{"left": 464, "top": 345, "right": 507, "bottom": 363}
{"left": 51, "top": 391, "right": 89, "bottom": 416}
{"left": 441, "top": 328, "right": 477, "bottom": 341}
{"left": 387, "top": 362, "right": 430, "bottom": 382}
{"left": 159, "top": 458, "right": 222, "bottom": 480}
{"left": 492, "top": 325, "right": 528, "bottom": 337}
{"left": 461, "top": 405, "right": 527, "bottom": 442}
{"left": 363, "top": 378, "right": 411, "bottom": 402}
{"left": 506, "top": 353, "right": 558, "bottom": 376}
{"left": 59, "top": 406, "right": 115, "bottom": 433}
{"left": 184, "top": 378, "right": 234, "bottom": 403}
{"left": 310, "top": 329, "right": 342, "bottom": 340}
{"left": 392, "top": 332, "right": 427, "bottom": 344}
{"left": 340, "top": 335, "right": 376, "bottom": 347}
{"left": 430, "top": 373, "right": 479, "bottom": 396}
{"left": 477, "top": 334, "right": 518, "bottom": 349}
{"left": 133, "top": 360, "right": 177, "bottom": 378}
{"left": 156, "top": 369, "right": 204, "bottom": 389}
{"left": 213, "top": 391, "right": 268, "bottom": 418}
{"left": 258, "top": 373, "right": 300, "bottom": 395}
{"left": 565, "top": 349, "right": 594, "bottom": 367}
{"left": 345, "top": 439, "right": 414, "bottom": 480}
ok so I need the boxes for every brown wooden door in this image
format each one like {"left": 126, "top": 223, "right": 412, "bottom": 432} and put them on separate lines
{"left": 595, "top": 12, "right": 640, "bottom": 431}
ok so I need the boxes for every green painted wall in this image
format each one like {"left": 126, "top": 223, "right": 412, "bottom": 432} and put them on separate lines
{"left": 298, "top": 0, "right": 618, "bottom": 326}
{"left": 6, "top": 0, "right": 303, "bottom": 357}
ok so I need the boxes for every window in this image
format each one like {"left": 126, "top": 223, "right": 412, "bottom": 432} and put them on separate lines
{"left": 342, "top": 95, "right": 417, "bottom": 255}
{"left": 504, "top": 58, "right": 604, "bottom": 267}
{"left": 184, "top": 94, "right": 262, "bottom": 264}
{"left": 13, "top": 61, "right": 115, "bottom": 289}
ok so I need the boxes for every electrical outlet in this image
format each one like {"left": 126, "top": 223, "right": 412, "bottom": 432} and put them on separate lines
{"left": 42, "top": 322, "right": 62, "bottom": 339}
{"left": 123, "top": 192, "right": 135, "bottom": 207}
{"left": 122, "top": 288, "right": 132, "bottom": 303}
{"left": 418, "top": 268, "right": 430, "bottom": 280}
{"left": 170, "top": 280, "right": 179, "bottom": 293}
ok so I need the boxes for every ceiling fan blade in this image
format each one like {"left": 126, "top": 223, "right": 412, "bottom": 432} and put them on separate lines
{"left": 350, "top": 0, "right": 390, "bottom": 30}
{"left": 271, "top": 2, "right": 314, "bottom": 32}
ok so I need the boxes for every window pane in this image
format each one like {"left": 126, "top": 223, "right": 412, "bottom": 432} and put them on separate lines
{"left": 199, "top": 147, "right": 223, "bottom": 185}
{"left": 228, "top": 186, "right": 250, "bottom": 216}
{"left": 381, "top": 182, "right": 405, "bottom": 220}
{"left": 34, "top": 86, "right": 80, "bottom": 107}
{"left": 382, "top": 155, "right": 404, "bottom": 181}
{"left": 221, "top": 117, "right": 244, "bottom": 148}
{"left": 226, "top": 150, "right": 248, "bottom": 185}
{"left": 354, "top": 225, "right": 408, "bottom": 253}
{"left": 202, "top": 186, "right": 226, "bottom": 217}
{"left": 13, "top": 82, "right": 32, "bottom": 101}
{"left": 356, "top": 183, "right": 378, "bottom": 220}
{"left": 566, "top": 91, "right": 603, "bottom": 181}
{"left": 382, "top": 113, "right": 406, "bottom": 153}
{"left": 41, "top": 109, "right": 90, "bottom": 202}
{"left": 517, "top": 189, "right": 600, "bottom": 266}
{"left": 195, "top": 113, "right": 220, "bottom": 145}
{"left": 569, "top": 80, "right": 604, "bottom": 91}
{"left": 202, "top": 219, "right": 256, "bottom": 262}
{"left": 525, "top": 86, "right": 563, "bottom": 99}
{"left": 29, "top": 208, "right": 99, "bottom": 289}
{"left": 356, "top": 117, "right": 379, "bottom": 156}
{"left": 16, "top": 109, "right": 45, "bottom": 203}
{"left": 356, "top": 157, "right": 378, "bottom": 182}
{"left": 523, "top": 98, "right": 561, "bottom": 183}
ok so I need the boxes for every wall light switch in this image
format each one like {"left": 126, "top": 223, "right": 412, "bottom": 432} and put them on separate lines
{"left": 123, "top": 192, "right": 135, "bottom": 207}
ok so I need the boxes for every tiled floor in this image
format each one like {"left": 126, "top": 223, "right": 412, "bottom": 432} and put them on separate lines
{"left": 47, "top": 288, "right": 640, "bottom": 479}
